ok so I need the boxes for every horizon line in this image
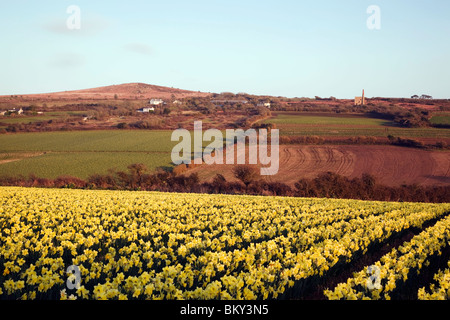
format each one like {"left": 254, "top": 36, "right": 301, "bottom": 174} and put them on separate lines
{"left": 0, "top": 82, "right": 447, "bottom": 100}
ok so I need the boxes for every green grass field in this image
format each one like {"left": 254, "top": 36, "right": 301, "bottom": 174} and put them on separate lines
{"left": 1, "top": 112, "right": 449, "bottom": 179}
{"left": 0, "top": 152, "right": 172, "bottom": 179}
{"left": 0, "top": 130, "right": 227, "bottom": 179}
{"left": 0, "top": 130, "right": 177, "bottom": 178}
{"left": 0, "top": 111, "right": 87, "bottom": 125}
{"left": 267, "top": 114, "right": 391, "bottom": 126}
{"left": 0, "top": 130, "right": 174, "bottom": 152}
{"left": 264, "top": 113, "right": 450, "bottom": 138}
{"left": 430, "top": 114, "right": 450, "bottom": 126}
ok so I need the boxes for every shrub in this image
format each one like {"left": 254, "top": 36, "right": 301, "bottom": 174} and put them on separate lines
{"left": 435, "top": 141, "right": 447, "bottom": 149}
{"left": 53, "top": 176, "right": 86, "bottom": 188}
{"left": 173, "top": 164, "right": 188, "bottom": 175}
{"left": 0, "top": 164, "right": 448, "bottom": 203}
{"left": 232, "top": 165, "right": 260, "bottom": 188}
{"left": 393, "top": 137, "right": 424, "bottom": 148}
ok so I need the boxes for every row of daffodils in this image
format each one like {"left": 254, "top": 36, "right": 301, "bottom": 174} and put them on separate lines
{"left": 418, "top": 260, "right": 450, "bottom": 300}
{"left": 0, "top": 186, "right": 449, "bottom": 300}
{"left": 324, "top": 213, "right": 450, "bottom": 300}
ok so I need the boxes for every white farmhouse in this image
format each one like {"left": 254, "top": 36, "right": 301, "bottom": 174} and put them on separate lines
{"left": 6, "top": 108, "right": 24, "bottom": 114}
{"left": 137, "top": 107, "right": 155, "bottom": 113}
{"left": 149, "top": 99, "right": 164, "bottom": 105}
{"left": 257, "top": 102, "right": 271, "bottom": 108}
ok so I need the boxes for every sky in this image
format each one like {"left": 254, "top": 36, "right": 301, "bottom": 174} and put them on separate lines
{"left": 0, "top": 0, "right": 449, "bottom": 98}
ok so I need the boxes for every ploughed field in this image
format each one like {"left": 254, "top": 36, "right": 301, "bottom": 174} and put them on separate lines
{"left": 188, "top": 144, "right": 450, "bottom": 187}
{"left": 2, "top": 130, "right": 449, "bottom": 187}
{"left": 0, "top": 187, "right": 449, "bottom": 300}
{"left": 1, "top": 111, "right": 449, "bottom": 184}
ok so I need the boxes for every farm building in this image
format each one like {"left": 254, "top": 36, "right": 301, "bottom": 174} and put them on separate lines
{"left": 4, "top": 108, "right": 23, "bottom": 115}
{"left": 354, "top": 90, "right": 366, "bottom": 106}
{"left": 257, "top": 102, "right": 271, "bottom": 108}
{"left": 137, "top": 107, "right": 155, "bottom": 113}
{"left": 149, "top": 99, "right": 164, "bottom": 105}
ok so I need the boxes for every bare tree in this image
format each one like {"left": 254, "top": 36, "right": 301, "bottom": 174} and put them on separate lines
{"left": 127, "top": 163, "right": 148, "bottom": 189}
{"left": 232, "top": 165, "right": 259, "bottom": 189}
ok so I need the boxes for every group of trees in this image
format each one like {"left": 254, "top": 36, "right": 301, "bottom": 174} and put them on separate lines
{"left": 183, "top": 94, "right": 275, "bottom": 116}
{"left": 0, "top": 116, "right": 89, "bottom": 133}
{"left": 117, "top": 118, "right": 166, "bottom": 130}
{"left": 0, "top": 164, "right": 448, "bottom": 203}
{"left": 366, "top": 105, "right": 432, "bottom": 128}
{"left": 228, "top": 166, "right": 449, "bottom": 203}
{"left": 276, "top": 134, "right": 448, "bottom": 150}
{"left": 411, "top": 95, "right": 433, "bottom": 99}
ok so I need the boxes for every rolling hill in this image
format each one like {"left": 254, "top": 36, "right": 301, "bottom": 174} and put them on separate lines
{"left": 0, "top": 82, "right": 211, "bottom": 101}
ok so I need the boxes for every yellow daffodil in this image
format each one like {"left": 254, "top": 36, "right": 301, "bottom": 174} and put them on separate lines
{"left": 1, "top": 186, "right": 449, "bottom": 301}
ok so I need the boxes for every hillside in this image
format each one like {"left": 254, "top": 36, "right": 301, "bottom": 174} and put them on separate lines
{"left": 0, "top": 82, "right": 211, "bottom": 101}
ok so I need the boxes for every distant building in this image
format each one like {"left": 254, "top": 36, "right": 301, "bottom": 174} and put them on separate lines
{"left": 6, "top": 108, "right": 23, "bottom": 114}
{"left": 137, "top": 107, "right": 155, "bottom": 113}
{"left": 411, "top": 95, "right": 419, "bottom": 99}
{"left": 354, "top": 90, "right": 366, "bottom": 106}
{"left": 211, "top": 99, "right": 248, "bottom": 107}
{"left": 257, "top": 102, "right": 271, "bottom": 108}
{"left": 149, "top": 99, "right": 164, "bottom": 105}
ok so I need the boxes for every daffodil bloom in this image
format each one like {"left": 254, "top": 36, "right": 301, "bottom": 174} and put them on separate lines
{"left": 324, "top": 214, "right": 450, "bottom": 300}
{"left": 1, "top": 186, "right": 450, "bottom": 300}
{"left": 76, "top": 286, "right": 90, "bottom": 299}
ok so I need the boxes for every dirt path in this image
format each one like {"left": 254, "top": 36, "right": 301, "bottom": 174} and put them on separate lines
{"left": 0, "top": 152, "right": 45, "bottom": 165}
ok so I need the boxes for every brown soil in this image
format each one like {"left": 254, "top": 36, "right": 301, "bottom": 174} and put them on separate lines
{"left": 186, "top": 145, "right": 450, "bottom": 187}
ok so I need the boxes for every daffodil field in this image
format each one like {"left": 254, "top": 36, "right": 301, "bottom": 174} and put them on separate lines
{"left": 324, "top": 213, "right": 450, "bottom": 300}
{"left": 0, "top": 186, "right": 449, "bottom": 300}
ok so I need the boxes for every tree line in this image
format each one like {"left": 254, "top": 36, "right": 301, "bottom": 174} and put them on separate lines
{"left": 0, "top": 164, "right": 448, "bottom": 203}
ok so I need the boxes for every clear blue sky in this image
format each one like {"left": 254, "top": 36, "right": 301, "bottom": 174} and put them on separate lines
{"left": 1, "top": 0, "right": 449, "bottom": 98}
